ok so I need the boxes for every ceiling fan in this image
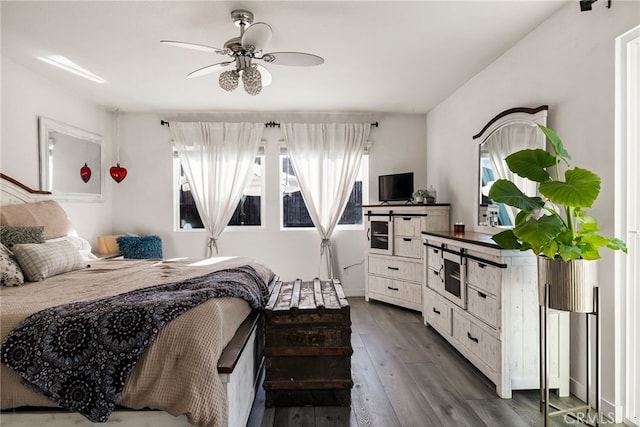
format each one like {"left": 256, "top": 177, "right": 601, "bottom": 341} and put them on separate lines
{"left": 161, "top": 9, "right": 324, "bottom": 95}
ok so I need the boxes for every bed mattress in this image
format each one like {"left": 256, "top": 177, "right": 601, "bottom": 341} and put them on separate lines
{"left": 1, "top": 256, "right": 274, "bottom": 427}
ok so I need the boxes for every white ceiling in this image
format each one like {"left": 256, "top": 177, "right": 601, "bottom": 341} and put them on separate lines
{"left": 1, "top": 1, "right": 568, "bottom": 114}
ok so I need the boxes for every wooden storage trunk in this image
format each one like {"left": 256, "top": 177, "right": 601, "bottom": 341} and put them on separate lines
{"left": 263, "top": 278, "right": 353, "bottom": 407}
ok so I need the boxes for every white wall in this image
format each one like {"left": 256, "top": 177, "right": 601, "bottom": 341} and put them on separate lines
{"left": 1, "top": 57, "right": 113, "bottom": 245}
{"left": 426, "top": 1, "right": 639, "bottom": 420}
{"left": 112, "top": 112, "right": 427, "bottom": 296}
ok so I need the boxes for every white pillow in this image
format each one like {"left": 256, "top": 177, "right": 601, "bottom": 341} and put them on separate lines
{"left": 47, "top": 235, "right": 97, "bottom": 260}
{"left": 11, "top": 240, "right": 87, "bottom": 281}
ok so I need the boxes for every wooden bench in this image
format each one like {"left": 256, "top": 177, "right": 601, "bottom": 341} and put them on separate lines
{"left": 263, "top": 278, "right": 353, "bottom": 407}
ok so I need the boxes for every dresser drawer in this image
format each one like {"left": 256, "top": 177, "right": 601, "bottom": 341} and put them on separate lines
{"left": 394, "top": 216, "right": 422, "bottom": 237}
{"left": 467, "top": 284, "right": 499, "bottom": 329}
{"left": 426, "top": 265, "right": 444, "bottom": 294}
{"left": 467, "top": 258, "right": 502, "bottom": 297}
{"left": 368, "top": 255, "right": 422, "bottom": 283}
{"left": 368, "top": 275, "right": 421, "bottom": 303}
{"left": 394, "top": 237, "right": 422, "bottom": 258}
{"left": 425, "top": 244, "right": 443, "bottom": 271}
{"left": 424, "top": 287, "right": 451, "bottom": 335}
{"left": 452, "top": 311, "right": 500, "bottom": 372}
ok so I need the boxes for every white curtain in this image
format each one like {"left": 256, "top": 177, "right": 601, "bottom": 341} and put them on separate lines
{"left": 170, "top": 122, "right": 263, "bottom": 256}
{"left": 282, "top": 122, "right": 370, "bottom": 279}
{"left": 487, "top": 124, "right": 543, "bottom": 222}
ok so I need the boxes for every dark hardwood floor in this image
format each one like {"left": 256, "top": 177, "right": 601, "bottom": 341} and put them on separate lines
{"left": 247, "top": 297, "right": 616, "bottom": 427}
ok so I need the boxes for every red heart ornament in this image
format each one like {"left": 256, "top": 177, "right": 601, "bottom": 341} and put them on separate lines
{"left": 110, "top": 163, "right": 127, "bottom": 183}
{"left": 80, "top": 163, "right": 92, "bottom": 183}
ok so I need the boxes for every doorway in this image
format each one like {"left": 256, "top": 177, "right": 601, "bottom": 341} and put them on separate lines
{"left": 616, "top": 24, "right": 639, "bottom": 427}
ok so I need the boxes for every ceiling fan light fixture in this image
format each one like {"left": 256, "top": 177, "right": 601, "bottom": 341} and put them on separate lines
{"left": 164, "top": 8, "right": 323, "bottom": 96}
{"left": 219, "top": 70, "right": 239, "bottom": 91}
{"left": 242, "top": 65, "right": 262, "bottom": 95}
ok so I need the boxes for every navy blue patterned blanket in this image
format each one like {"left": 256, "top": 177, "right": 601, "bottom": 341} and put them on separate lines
{"left": 1, "top": 265, "right": 269, "bottom": 423}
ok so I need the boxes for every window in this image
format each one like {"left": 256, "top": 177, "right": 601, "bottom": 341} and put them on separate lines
{"left": 175, "top": 155, "right": 264, "bottom": 230}
{"left": 280, "top": 154, "right": 368, "bottom": 229}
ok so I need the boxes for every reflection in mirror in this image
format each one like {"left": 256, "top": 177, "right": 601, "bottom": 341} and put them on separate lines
{"left": 473, "top": 106, "right": 548, "bottom": 231}
{"left": 39, "top": 117, "right": 104, "bottom": 201}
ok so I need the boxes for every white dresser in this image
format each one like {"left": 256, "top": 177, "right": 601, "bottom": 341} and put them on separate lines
{"left": 422, "top": 231, "right": 569, "bottom": 399}
{"left": 363, "top": 204, "right": 450, "bottom": 311}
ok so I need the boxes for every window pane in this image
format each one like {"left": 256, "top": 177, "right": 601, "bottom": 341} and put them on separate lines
{"left": 228, "top": 195, "right": 261, "bottom": 226}
{"left": 281, "top": 155, "right": 365, "bottom": 228}
{"left": 338, "top": 180, "right": 363, "bottom": 225}
{"left": 177, "top": 157, "right": 263, "bottom": 229}
{"left": 179, "top": 174, "right": 204, "bottom": 229}
{"left": 281, "top": 156, "right": 313, "bottom": 227}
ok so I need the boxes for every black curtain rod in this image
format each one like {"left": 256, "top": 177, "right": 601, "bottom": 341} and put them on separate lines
{"left": 160, "top": 120, "right": 379, "bottom": 128}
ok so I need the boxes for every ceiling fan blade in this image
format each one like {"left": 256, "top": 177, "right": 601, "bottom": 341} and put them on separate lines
{"left": 255, "top": 64, "right": 272, "bottom": 87}
{"left": 161, "top": 40, "right": 226, "bottom": 55}
{"left": 241, "top": 22, "right": 272, "bottom": 51}
{"left": 187, "top": 62, "right": 232, "bottom": 78}
{"left": 261, "top": 52, "right": 324, "bottom": 66}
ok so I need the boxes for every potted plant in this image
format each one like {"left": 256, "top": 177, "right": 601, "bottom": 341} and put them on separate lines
{"left": 413, "top": 189, "right": 429, "bottom": 203}
{"left": 488, "top": 124, "right": 627, "bottom": 312}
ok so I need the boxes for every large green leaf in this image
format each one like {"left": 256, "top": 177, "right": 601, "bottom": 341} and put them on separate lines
{"left": 491, "top": 229, "right": 522, "bottom": 249}
{"left": 505, "top": 149, "right": 556, "bottom": 182}
{"left": 579, "top": 234, "right": 610, "bottom": 249}
{"left": 539, "top": 167, "right": 601, "bottom": 208}
{"left": 541, "top": 241, "right": 559, "bottom": 259}
{"left": 554, "top": 227, "right": 574, "bottom": 246}
{"left": 577, "top": 222, "right": 601, "bottom": 234}
{"left": 607, "top": 237, "right": 628, "bottom": 253}
{"left": 559, "top": 244, "right": 584, "bottom": 261}
{"left": 538, "top": 124, "right": 571, "bottom": 160}
{"left": 514, "top": 210, "right": 530, "bottom": 227}
{"left": 488, "top": 179, "right": 545, "bottom": 211}
{"left": 574, "top": 209, "right": 597, "bottom": 227}
{"left": 513, "top": 215, "right": 565, "bottom": 254}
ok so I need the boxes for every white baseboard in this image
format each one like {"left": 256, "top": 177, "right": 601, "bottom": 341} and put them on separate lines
{"left": 625, "top": 417, "right": 640, "bottom": 427}
{"left": 569, "top": 377, "right": 623, "bottom": 423}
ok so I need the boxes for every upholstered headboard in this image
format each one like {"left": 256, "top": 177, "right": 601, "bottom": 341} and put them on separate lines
{"left": 0, "top": 173, "right": 74, "bottom": 239}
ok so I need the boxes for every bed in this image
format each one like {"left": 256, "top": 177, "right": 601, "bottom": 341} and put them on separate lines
{"left": 0, "top": 173, "right": 276, "bottom": 427}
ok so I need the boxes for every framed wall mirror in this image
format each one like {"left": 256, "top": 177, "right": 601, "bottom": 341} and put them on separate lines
{"left": 472, "top": 105, "right": 548, "bottom": 233}
{"left": 39, "top": 117, "right": 104, "bottom": 201}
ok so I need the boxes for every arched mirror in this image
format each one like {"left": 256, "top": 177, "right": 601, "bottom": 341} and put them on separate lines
{"left": 473, "top": 105, "right": 548, "bottom": 233}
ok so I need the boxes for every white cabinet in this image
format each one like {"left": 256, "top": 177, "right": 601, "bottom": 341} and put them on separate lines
{"left": 422, "top": 231, "right": 570, "bottom": 399}
{"left": 364, "top": 204, "right": 450, "bottom": 311}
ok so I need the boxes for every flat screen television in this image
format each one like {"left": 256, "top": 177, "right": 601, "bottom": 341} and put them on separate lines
{"left": 378, "top": 172, "right": 414, "bottom": 202}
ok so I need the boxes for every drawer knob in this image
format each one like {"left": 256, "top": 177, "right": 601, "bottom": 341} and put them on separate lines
{"left": 432, "top": 270, "right": 439, "bottom": 276}
{"left": 387, "top": 286, "right": 399, "bottom": 291}
{"left": 432, "top": 307, "right": 441, "bottom": 315}
{"left": 387, "top": 266, "right": 399, "bottom": 271}
{"left": 467, "top": 332, "right": 479, "bottom": 343}
{"left": 402, "top": 217, "right": 411, "bottom": 221}
{"left": 478, "top": 291, "right": 487, "bottom": 299}
{"left": 403, "top": 238, "right": 411, "bottom": 242}
{"left": 478, "top": 263, "right": 487, "bottom": 269}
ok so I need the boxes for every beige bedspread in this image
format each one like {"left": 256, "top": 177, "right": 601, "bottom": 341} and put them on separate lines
{"left": 1, "top": 256, "right": 274, "bottom": 427}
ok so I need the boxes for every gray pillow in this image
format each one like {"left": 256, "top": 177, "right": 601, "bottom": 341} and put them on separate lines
{"left": 11, "top": 240, "right": 86, "bottom": 282}
{"left": 0, "top": 225, "right": 45, "bottom": 247}
{"left": 0, "top": 243, "right": 24, "bottom": 286}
